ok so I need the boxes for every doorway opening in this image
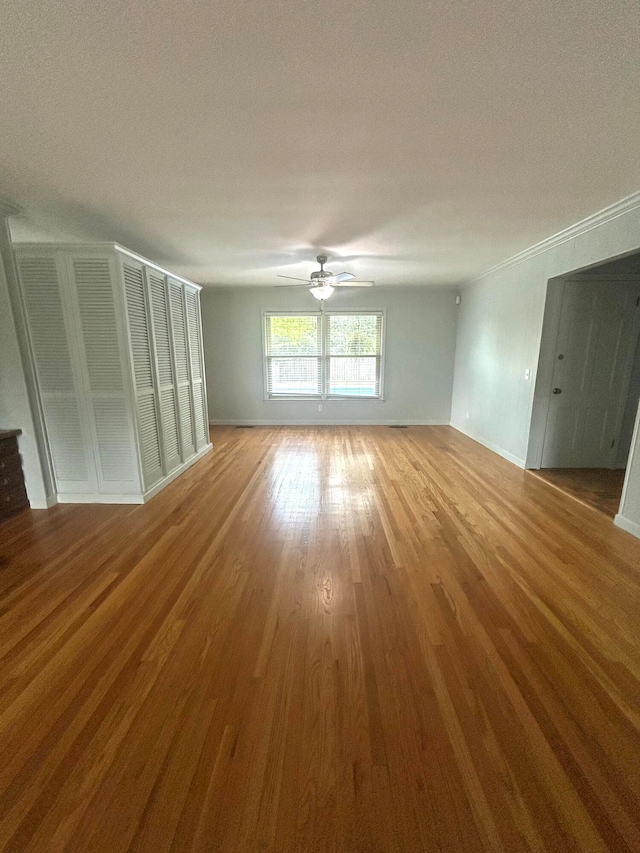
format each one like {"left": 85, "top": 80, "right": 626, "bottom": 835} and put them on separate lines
{"left": 527, "top": 253, "right": 640, "bottom": 518}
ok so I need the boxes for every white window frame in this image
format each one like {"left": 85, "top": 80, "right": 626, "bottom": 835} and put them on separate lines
{"left": 263, "top": 310, "right": 386, "bottom": 401}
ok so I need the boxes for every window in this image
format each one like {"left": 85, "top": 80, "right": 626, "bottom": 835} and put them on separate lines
{"left": 264, "top": 312, "right": 384, "bottom": 399}
{"left": 264, "top": 314, "right": 322, "bottom": 396}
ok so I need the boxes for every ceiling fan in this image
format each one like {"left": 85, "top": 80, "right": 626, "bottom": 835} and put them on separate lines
{"left": 276, "top": 255, "right": 374, "bottom": 300}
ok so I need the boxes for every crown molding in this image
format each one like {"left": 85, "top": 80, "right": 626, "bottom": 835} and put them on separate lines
{"left": 0, "top": 198, "right": 24, "bottom": 217}
{"left": 465, "top": 191, "right": 640, "bottom": 286}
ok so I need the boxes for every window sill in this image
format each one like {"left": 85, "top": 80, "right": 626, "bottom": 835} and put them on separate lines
{"left": 264, "top": 396, "right": 385, "bottom": 402}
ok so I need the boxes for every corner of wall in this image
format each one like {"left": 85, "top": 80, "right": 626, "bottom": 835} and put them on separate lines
{"left": 450, "top": 194, "right": 640, "bottom": 488}
{"left": 0, "top": 211, "right": 55, "bottom": 506}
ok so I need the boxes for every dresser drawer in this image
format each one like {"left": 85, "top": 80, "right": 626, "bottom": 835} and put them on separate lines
{"left": 0, "top": 452, "right": 22, "bottom": 477}
{"left": 0, "top": 436, "right": 19, "bottom": 460}
{"left": 0, "top": 483, "right": 29, "bottom": 519}
{"left": 0, "top": 464, "right": 25, "bottom": 492}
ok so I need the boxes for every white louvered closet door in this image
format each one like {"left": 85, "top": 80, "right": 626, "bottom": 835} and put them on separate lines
{"left": 71, "top": 256, "right": 138, "bottom": 494}
{"left": 124, "top": 261, "right": 163, "bottom": 490}
{"left": 17, "top": 253, "right": 96, "bottom": 494}
{"left": 185, "top": 287, "right": 209, "bottom": 449}
{"left": 148, "top": 270, "right": 181, "bottom": 473}
{"left": 168, "top": 279, "right": 196, "bottom": 459}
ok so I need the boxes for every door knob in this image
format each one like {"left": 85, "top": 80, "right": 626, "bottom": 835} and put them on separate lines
{"left": 552, "top": 388, "right": 562, "bottom": 394}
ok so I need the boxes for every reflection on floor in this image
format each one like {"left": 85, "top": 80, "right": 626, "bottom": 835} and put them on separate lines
{"left": 530, "top": 467, "right": 626, "bottom": 518}
{"left": 2, "top": 427, "right": 640, "bottom": 849}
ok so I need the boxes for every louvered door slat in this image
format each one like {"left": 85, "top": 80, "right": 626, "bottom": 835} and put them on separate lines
{"left": 138, "top": 395, "right": 162, "bottom": 477}
{"left": 74, "top": 259, "right": 124, "bottom": 392}
{"left": 192, "top": 382, "right": 207, "bottom": 444}
{"left": 170, "top": 282, "right": 189, "bottom": 383}
{"left": 169, "top": 280, "right": 196, "bottom": 459}
{"left": 124, "top": 263, "right": 154, "bottom": 390}
{"left": 92, "top": 400, "right": 135, "bottom": 482}
{"left": 18, "top": 255, "right": 92, "bottom": 489}
{"left": 148, "top": 271, "right": 180, "bottom": 473}
{"left": 40, "top": 399, "right": 88, "bottom": 482}
{"left": 160, "top": 388, "right": 180, "bottom": 461}
{"left": 185, "top": 288, "right": 208, "bottom": 449}
{"left": 19, "top": 258, "right": 75, "bottom": 392}
{"left": 124, "top": 261, "right": 163, "bottom": 489}
{"left": 185, "top": 290, "right": 202, "bottom": 380}
{"left": 149, "top": 273, "right": 173, "bottom": 385}
{"left": 178, "top": 384, "right": 195, "bottom": 457}
{"left": 73, "top": 257, "right": 136, "bottom": 489}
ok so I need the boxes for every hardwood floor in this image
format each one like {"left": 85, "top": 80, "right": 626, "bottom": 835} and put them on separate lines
{"left": 530, "top": 468, "right": 627, "bottom": 518}
{"left": 1, "top": 425, "right": 640, "bottom": 852}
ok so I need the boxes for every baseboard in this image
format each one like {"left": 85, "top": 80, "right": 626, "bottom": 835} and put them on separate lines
{"left": 29, "top": 494, "right": 58, "bottom": 509}
{"left": 143, "top": 443, "right": 213, "bottom": 502}
{"left": 209, "top": 419, "right": 450, "bottom": 427}
{"left": 55, "top": 445, "right": 214, "bottom": 506}
{"left": 614, "top": 513, "right": 640, "bottom": 540}
{"left": 57, "top": 493, "right": 145, "bottom": 504}
{"left": 450, "top": 423, "right": 526, "bottom": 469}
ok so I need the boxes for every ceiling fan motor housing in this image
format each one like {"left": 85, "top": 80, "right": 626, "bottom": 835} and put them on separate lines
{"left": 275, "top": 254, "right": 372, "bottom": 292}
{"left": 309, "top": 254, "right": 332, "bottom": 283}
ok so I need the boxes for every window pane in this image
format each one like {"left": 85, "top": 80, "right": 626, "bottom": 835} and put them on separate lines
{"left": 327, "top": 315, "right": 379, "bottom": 356}
{"left": 268, "top": 357, "right": 321, "bottom": 395}
{"left": 264, "top": 312, "right": 383, "bottom": 399}
{"left": 328, "top": 357, "right": 378, "bottom": 396}
{"left": 266, "top": 315, "right": 320, "bottom": 356}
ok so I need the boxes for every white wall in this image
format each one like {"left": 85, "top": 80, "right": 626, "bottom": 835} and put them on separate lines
{"left": 0, "top": 219, "right": 52, "bottom": 507}
{"left": 201, "top": 285, "right": 458, "bottom": 425}
{"left": 618, "top": 405, "right": 640, "bottom": 538}
{"left": 451, "top": 193, "right": 640, "bottom": 535}
{"left": 450, "top": 257, "right": 547, "bottom": 466}
{"left": 618, "top": 334, "right": 640, "bottom": 468}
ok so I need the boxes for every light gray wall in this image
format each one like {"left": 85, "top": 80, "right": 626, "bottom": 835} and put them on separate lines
{"left": 450, "top": 258, "right": 546, "bottom": 466}
{"left": 201, "top": 286, "right": 458, "bottom": 425}
{"left": 0, "top": 219, "right": 51, "bottom": 507}
{"left": 450, "top": 195, "right": 640, "bottom": 536}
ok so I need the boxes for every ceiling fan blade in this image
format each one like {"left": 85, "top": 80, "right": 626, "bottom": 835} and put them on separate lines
{"left": 277, "top": 274, "right": 312, "bottom": 282}
{"left": 333, "top": 272, "right": 356, "bottom": 282}
{"left": 275, "top": 283, "right": 313, "bottom": 288}
{"left": 333, "top": 281, "right": 374, "bottom": 287}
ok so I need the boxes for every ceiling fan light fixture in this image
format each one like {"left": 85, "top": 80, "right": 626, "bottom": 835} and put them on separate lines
{"left": 310, "top": 285, "right": 334, "bottom": 300}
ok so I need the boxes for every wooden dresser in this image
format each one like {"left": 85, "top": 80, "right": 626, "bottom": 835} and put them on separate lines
{"left": 0, "top": 430, "right": 30, "bottom": 520}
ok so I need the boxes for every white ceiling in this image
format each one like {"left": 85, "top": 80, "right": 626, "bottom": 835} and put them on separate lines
{"left": 1, "top": 0, "right": 639, "bottom": 287}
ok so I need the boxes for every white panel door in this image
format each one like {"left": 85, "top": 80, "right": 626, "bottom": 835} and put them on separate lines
{"left": 185, "top": 287, "right": 209, "bottom": 449}
{"left": 542, "top": 279, "right": 640, "bottom": 468}
{"left": 71, "top": 256, "right": 138, "bottom": 493}
{"left": 124, "top": 261, "right": 163, "bottom": 489}
{"left": 168, "top": 279, "right": 196, "bottom": 459}
{"left": 17, "top": 253, "right": 96, "bottom": 493}
{"left": 148, "top": 270, "right": 181, "bottom": 473}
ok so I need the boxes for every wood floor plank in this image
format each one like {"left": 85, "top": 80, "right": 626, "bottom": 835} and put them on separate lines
{"left": 530, "top": 468, "right": 626, "bottom": 518}
{"left": 1, "top": 425, "right": 640, "bottom": 851}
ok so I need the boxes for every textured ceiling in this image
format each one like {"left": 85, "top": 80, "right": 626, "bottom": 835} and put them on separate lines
{"left": 1, "top": 0, "right": 639, "bottom": 286}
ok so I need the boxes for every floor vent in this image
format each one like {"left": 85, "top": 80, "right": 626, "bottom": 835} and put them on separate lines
{"left": 235, "top": 425, "right": 255, "bottom": 429}
{"left": 389, "top": 425, "right": 408, "bottom": 429}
